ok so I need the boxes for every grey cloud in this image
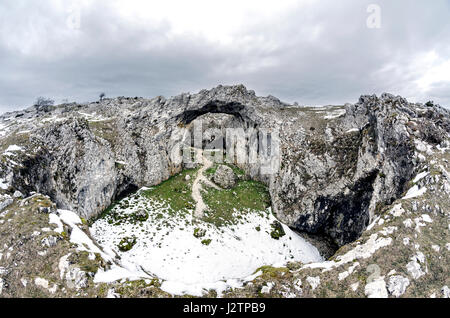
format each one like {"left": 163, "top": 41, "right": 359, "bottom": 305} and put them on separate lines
{"left": 0, "top": 0, "right": 449, "bottom": 113}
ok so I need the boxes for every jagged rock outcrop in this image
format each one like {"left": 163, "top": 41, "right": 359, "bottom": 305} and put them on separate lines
{"left": 0, "top": 85, "right": 449, "bottom": 247}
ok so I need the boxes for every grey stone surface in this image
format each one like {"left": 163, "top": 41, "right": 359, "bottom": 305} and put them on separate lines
{"left": 0, "top": 84, "right": 449, "bottom": 246}
{"left": 213, "top": 165, "right": 236, "bottom": 189}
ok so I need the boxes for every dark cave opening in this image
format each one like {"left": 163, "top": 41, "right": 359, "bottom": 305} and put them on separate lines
{"left": 177, "top": 101, "right": 247, "bottom": 125}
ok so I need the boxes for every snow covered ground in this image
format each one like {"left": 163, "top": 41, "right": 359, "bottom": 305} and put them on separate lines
{"left": 90, "top": 188, "right": 323, "bottom": 296}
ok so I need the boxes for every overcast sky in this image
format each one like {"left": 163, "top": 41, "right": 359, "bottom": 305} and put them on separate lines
{"left": 0, "top": 0, "right": 449, "bottom": 113}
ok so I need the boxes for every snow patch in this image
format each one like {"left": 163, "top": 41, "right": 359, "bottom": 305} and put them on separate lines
{"left": 406, "top": 252, "right": 427, "bottom": 279}
{"left": 350, "top": 282, "right": 359, "bottom": 292}
{"left": 387, "top": 275, "right": 410, "bottom": 297}
{"left": 261, "top": 282, "right": 275, "bottom": 294}
{"left": 306, "top": 276, "right": 320, "bottom": 290}
{"left": 414, "top": 140, "right": 434, "bottom": 155}
{"left": 402, "top": 185, "right": 427, "bottom": 200}
{"left": 338, "top": 262, "right": 360, "bottom": 281}
{"left": 304, "top": 234, "right": 392, "bottom": 271}
{"left": 413, "top": 171, "right": 429, "bottom": 183}
{"left": 90, "top": 189, "right": 322, "bottom": 297}
{"left": 49, "top": 213, "right": 64, "bottom": 234}
{"left": 0, "top": 178, "right": 9, "bottom": 190}
{"left": 324, "top": 109, "right": 346, "bottom": 119}
{"left": 390, "top": 204, "right": 405, "bottom": 217}
{"left": 365, "top": 277, "right": 388, "bottom": 298}
{"left": 5, "top": 144, "right": 23, "bottom": 152}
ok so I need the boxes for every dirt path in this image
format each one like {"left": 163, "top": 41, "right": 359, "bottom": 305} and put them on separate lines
{"left": 191, "top": 149, "right": 220, "bottom": 218}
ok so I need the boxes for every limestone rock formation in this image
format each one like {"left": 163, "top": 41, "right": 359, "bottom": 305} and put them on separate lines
{"left": 0, "top": 85, "right": 449, "bottom": 249}
{"left": 0, "top": 85, "right": 449, "bottom": 298}
{"left": 213, "top": 165, "right": 236, "bottom": 189}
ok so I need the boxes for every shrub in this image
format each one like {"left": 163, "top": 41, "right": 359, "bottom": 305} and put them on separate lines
{"left": 270, "top": 221, "right": 286, "bottom": 240}
{"left": 34, "top": 97, "right": 54, "bottom": 112}
{"left": 118, "top": 236, "right": 137, "bottom": 252}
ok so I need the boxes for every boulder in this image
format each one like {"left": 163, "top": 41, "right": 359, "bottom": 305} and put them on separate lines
{"left": 213, "top": 165, "right": 236, "bottom": 189}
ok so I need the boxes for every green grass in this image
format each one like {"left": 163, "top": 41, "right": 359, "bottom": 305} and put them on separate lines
{"left": 202, "top": 179, "right": 271, "bottom": 227}
{"left": 270, "top": 221, "right": 286, "bottom": 239}
{"left": 193, "top": 228, "right": 206, "bottom": 238}
{"left": 141, "top": 168, "right": 198, "bottom": 214}
{"left": 97, "top": 165, "right": 270, "bottom": 229}
{"left": 0, "top": 131, "right": 31, "bottom": 154}
{"left": 201, "top": 239, "right": 212, "bottom": 246}
{"left": 96, "top": 169, "right": 198, "bottom": 225}
{"left": 225, "top": 163, "right": 245, "bottom": 177}
{"left": 253, "top": 265, "right": 289, "bottom": 278}
{"left": 118, "top": 236, "right": 137, "bottom": 252}
{"left": 68, "top": 251, "right": 105, "bottom": 273}
{"left": 88, "top": 119, "right": 118, "bottom": 145}
{"left": 204, "top": 165, "right": 218, "bottom": 177}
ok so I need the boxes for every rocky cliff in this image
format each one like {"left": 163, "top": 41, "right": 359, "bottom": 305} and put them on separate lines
{"left": 0, "top": 85, "right": 449, "bottom": 248}
{"left": 1, "top": 85, "right": 449, "bottom": 298}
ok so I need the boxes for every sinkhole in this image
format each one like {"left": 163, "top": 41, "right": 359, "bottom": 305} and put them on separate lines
{"left": 89, "top": 165, "right": 324, "bottom": 296}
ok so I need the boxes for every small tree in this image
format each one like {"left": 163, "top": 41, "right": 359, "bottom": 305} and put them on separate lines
{"left": 34, "top": 97, "right": 54, "bottom": 112}
{"left": 99, "top": 92, "right": 105, "bottom": 101}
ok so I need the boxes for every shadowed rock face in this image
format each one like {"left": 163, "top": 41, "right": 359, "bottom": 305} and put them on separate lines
{"left": 1, "top": 85, "right": 449, "bottom": 247}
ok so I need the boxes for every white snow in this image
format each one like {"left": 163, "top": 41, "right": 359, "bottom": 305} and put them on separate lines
{"left": 413, "top": 218, "right": 427, "bottom": 232}
{"left": 58, "top": 209, "right": 82, "bottom": 226}
{"left": 306, "top": 276, "right": 320, "bottom": 290}
{"left": 364, "top": 277, "right": 388, "bottom": 298}
{"left": 303, "top": 234, "right": 392, "bottom": 271}
{"left": 53, "top": 209, "right": 114, "bottom": 262}
{"left": 94, "top": 265, "right": 148, "bottom": 284}
{"left": 34, "top": 277, "right": 50, "bottom": 289}
{"left": 413, "top": 171, "right": 429, "bottom": 183}
{"left": 90, "top": 188, "right": 323, "bottom": 296}
{"left": 0, "top": 123, "right": 9, "bottom": 138}
{"left": 106, "top": 288, "right": 120, "bottom": 298}
{"left": 70, "top": 226, "right": 108, "bottom": 258}
{"left": 442, "top": 286, "right": 450, "bottom": 298}
{"left": 366, "top": 216, "right": 380, "bottom": 231}
{"left": 324, "top": 109, "right": 346, "bottom": 119}
{"left": 414, "top": 140, "right": 434, "bottom": 155}
{"left": 421, "top": 214, "right": 433, "bottom": 223}
{"left": 350, "top": 282, "right": 359, "bottom": 292}
{"left": 0, "top": 178, "right": 9, "bottom": 190}
{"left": 403, "top": 219, "right": 413, "bottom": 228}
{"left": 338, "top": 262, "right": 359, "bottom": 281}
{"left": 402, "top": 185, "right": 427, "bottom": 200}
{"left": 49, "top": 213, "right": 64, "bottom": 233}
{"left": 387, "top": 269, "right": 396, "bottom": 276}
{"left": 4, "top": 144, "right": 23, "bottom": 152}
{"left": 387, "top": 275, "right": 410, "bottom": 297}
{"left": 260, "top": 282, "right": 275, "bottom": 294}
{"left": 390, "top": 204, "right": 405, "bottom": 217}
{"left": 378, "top": 226, "right": 397, "bottom": 236}
{"left": 406, "top": 252, "right": 426, "bottom": 279}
